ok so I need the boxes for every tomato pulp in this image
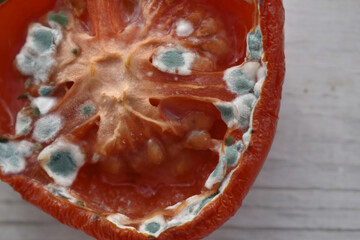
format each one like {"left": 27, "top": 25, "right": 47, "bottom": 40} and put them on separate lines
{"left": 0, "top": 0, "right": 285, "bottom": 239}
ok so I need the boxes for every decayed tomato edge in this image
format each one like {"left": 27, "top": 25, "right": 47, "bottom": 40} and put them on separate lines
{"left": 0, "top": 0, "right": 285, "bottom": 239}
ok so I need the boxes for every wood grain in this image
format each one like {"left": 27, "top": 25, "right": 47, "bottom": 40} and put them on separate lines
{"left": 1, "top": 0, "right": 360, "bottom": 239}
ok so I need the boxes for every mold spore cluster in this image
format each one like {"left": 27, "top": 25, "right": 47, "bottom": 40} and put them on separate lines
{"left": 205, "top": 28, "right": 266, "bottom": 205}
{"left": 151, "top": 11, "right": 233, "bottom": 75}
{"left": 1, "top": 12, "right": 86, "bottom": 188}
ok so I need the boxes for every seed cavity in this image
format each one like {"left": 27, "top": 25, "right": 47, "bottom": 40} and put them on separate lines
{"left": 196, "top": 18, "right": 219, "bottom": 37}
{"left": 147, "top": 139, "right": 165, "bottom": 165}
{"left": 184, "top": 130, "right": 211, "bottom": 150}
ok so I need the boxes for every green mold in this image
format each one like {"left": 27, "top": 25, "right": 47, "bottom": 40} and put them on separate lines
{"left": 47, "top": 151, "right": 77, "bottom": 177}
{"left": 145, "top": 222, "right": 161, "bottom": 234}
{"left": 72, "top": 48, "right": 79, "bottom": 55}
{"left": 80, "top": 103, "right": 95, "bottom": 117}
{"left": 0, "top": 137, "right": 9, "bottom": 143}
{"left": 224, "top": 145, "right": 239, "bottom": 166}
{"left": 229, "top": 69, "right": 255, "bottom": 94}
{"left": 33, "top": 30, "right": 54, "bottom": 53}
{"left": 247, "top": 29, "right": 263, "bottom": 61}
{"left": 160, "top": 51, "right": 185, "bottom": 68}
{"left": 32, "top": 107, "right": 41, "bottom": 118}
{"left": 38, "top": 86, "right": 53, "bottom": 96}
{"left": 216, "top": 104, "right": 234, "bottom": 122}
{"left": 225, "top": 137, "right": 234, "bottom": 146}
{"left": 48, "top": 12, "right": 69, "bottom": 27}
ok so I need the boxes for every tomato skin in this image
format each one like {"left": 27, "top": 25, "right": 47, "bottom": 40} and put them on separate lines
{"left": 0, "top": 0, "right": 285, "bottom": 239}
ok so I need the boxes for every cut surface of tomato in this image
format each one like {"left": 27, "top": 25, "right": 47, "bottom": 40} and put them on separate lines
{"left": 0, "top": 0, "right": 285, "bottom": 239}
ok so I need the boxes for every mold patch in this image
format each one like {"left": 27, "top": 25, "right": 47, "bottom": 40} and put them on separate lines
{"left": 224, "top": 143, "right": 241, "bottom": 166}
{"left": 79, "top": 102, "right": 95, "bottom": 117}
{"left": 15, "top": 23, "right": 62, "bottom": 84}
{"left": 152, "top": 46, "right": 195, "bottom": 75}
{"left": 247, "top": 28, "right": 263, "bottom": 61}
{"left": 215, "top": 102, "right": 237, "bottom": 128}
{"left": 139, "top": 215, "right": 166, "bottom": 237}
{"left": 254, "top": 66, "right": 267, "bottom": 97}
{"left": 46, "top": 184, "right": 84, "bottom": 206}
{"left": 38, "top": 140, "right": 85, "bottom": 186}
{"left": 15, "top": 111, "right": 32, "bottom": 135}
{"left": 47, "top": 11, "right": 69, "bottom": 27}
{"left": 107, "top": 214, "right": 135, "bottom": 230}
{"left": 242, "top": 128, "right": 252, "bottom": 147}
{"left": 205, "top": 151, "right": 226, "bottom": 189}
{"left": 165, "top": 194, "right": 217, "bottom": 230}
{"left": 38, "top": 86, "right": 53, "bottom": 96}
{"left": 31, "top": 97, "right": 57, "bottom": 115}
{"left": 233, "top": 93, "right": 257, "bottom": 129}
{"left": 0, "top": 141, "right": 34, "bottom": 174}
{"left": 175, "top": 19, "right": 194, "bottom": 37}
{"left": 223, "top": 62, "right": 260, "bottom": 95}
{"left": 32, "top": 114, "right": 62, "bottom": 143}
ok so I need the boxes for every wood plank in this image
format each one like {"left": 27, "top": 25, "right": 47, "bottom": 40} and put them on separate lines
{"left": 274, "top": 0, "right": 360, "bottom": 167}
{"left": 0, "top": 180, "right": 25, "bottom": 202}
{"left": 0, "top": 225, "right": 91, "bottom": 240}
{"left": 244, "top": 188, "right": 360, "bottom": 210}
{"left": 2, "top": 224, "right": 359, "bottom": 240}
{"left": 206, "top": 228, "right": 360, "bottom": 240}
{"left": 254, "top": 158, "right": 360, "bottom": 190}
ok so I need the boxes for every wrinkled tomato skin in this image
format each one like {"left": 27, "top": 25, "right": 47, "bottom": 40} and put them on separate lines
{"left": 0, "top": 0, "right": 285, "bottom": 239}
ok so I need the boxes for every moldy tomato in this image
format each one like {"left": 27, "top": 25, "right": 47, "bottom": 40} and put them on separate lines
{"left": 0, "top": 0, "right": 285, "bottom": 239}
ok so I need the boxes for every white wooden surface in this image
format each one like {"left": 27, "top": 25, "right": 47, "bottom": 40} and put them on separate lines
{"left": 1, "top": 0, "right": 360, "bottom": 239}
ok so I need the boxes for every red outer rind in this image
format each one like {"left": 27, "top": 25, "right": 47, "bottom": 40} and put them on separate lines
{"left": 1, "top": 0, "right": 285, "bottom": 239}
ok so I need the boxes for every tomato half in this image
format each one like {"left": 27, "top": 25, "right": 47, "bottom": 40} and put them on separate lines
{"left": 0, "top": 0, "right": 285, "bottom": 239}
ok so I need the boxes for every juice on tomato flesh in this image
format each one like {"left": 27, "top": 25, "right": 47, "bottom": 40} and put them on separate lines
{"left": 0, "top": 0, "right": 257, "bottom": 219}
